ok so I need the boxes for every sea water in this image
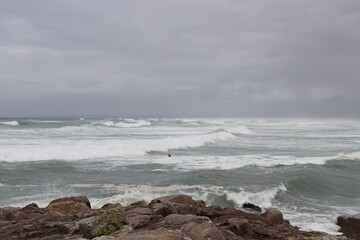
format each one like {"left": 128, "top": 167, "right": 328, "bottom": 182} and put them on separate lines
{"left": 0, "top": 118, "right": 359, "bottom": 234}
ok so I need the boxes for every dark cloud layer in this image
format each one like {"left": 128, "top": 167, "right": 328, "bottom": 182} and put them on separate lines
{"left": 1, "top": 0, "right": 359, "bottom": 117}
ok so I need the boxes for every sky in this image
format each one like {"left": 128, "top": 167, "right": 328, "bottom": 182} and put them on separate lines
{"left": 0, "top": 0, "right": 359, "bottom": 118}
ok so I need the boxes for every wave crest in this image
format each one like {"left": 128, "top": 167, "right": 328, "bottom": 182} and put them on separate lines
{"left": 0, "top": 131, "right": 235, "bottom": 162}
{"left": 334, "top": 152, "right": 360, "bottom": 161}
{"left": 0, "top": 121, "right": 19, "bottom": 126}
{"left": 93, "top": 120, "right": 151, "bottom": 128}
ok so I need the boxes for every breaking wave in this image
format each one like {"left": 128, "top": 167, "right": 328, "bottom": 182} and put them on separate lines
{"left": 334, "top": 151, "right": 360, "bottom": 160}
{"left": 0, "top": 130, "right": 235, "bottom": 162}
{"left": 93, "top": 120, "right": 151, "bottom": 128}
{"left": 223, "top": 126, "right": 254, "bottom": 135}
{"left": 0, "top": 121, "right": 19, "bottom": 126}
{"left": 82, "top": 184, "right": 286, "bottom": 210}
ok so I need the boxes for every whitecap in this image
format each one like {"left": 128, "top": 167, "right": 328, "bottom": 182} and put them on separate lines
{"left": 0, "top": 121, "right": 19, "bottom": 126}
{"left": 225, "top": 125, "right": 254, "bottom": 135}
{"left": 0, "top": 130, "right": 235, "bottom": 162}
{"left": 226, "top": 183, "right": 287, "bottom": 209}
{"left": 334, "top": 151, "right": 360, "bottom": 161}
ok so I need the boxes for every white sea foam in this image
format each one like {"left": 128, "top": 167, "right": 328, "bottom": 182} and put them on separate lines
{"left": 334, "top": 151, "right": 360, "bottom": 160}
{"left": 224, "top": 125, "right": 254, "bottom": 135}
{"left": 0, "top": 131, "right": 235, "bottom": 162}
{"left": 84, "top": 184, "right": 286, "bottom": 209}
{"left": 226, "top": 184, "right": 287, "bottom": 209}
{"left": 93, "top": 120, "right": 151, "bottom": 128}
{"left": 141, "top": 155, "right": 329, "bottom": 171}
{"left": 27, "top": 120, "right": 63, "bottom": 123}
{"left": 0, "top": 121, "right": 19, "bottom": 126}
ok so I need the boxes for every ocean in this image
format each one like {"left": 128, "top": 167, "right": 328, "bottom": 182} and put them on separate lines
{"left": 0, "top": 118, "right": 359, "bottom": 234}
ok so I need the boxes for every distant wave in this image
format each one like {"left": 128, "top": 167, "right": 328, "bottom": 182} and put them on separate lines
{"left": 223, "top": 126, "right": 254, "bottom": 135}
{"left": 0, "top": 130, "right": 235, "bottom": 162}
{"left": 0, "top": 121, "right": 19, "bottom": 126}
{"left": 93, "top": 120, "right": 151, "bottom": 128}
{"left": 27, "top": 120, "right": 63, "bottom": 123}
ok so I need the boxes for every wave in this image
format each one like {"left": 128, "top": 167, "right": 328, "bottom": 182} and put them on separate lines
{"left": 224, "top": 126, "right": 254, "bottom": 135}
{"left": 334, "top": 151, "right": 360, "bottom": 160}
{"left": 0, "top": 121, "right": 19, "bottom": 126}
{"left": 0, "top": 130, "right": 235, "bottom": 162}
{"left": 93, "top": 120, "right": 151, "bottom": 128}
{"left": 226, "top": 184, "right": 287, "bottom": 209}
{"left": 145, "top": 155, "right": 328, "bottom": 171}
{"left": 83, "top": 184, "right": 286, "bottom": 210}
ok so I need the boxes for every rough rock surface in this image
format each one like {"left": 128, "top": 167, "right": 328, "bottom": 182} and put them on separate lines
{"left": 337, "top": 213, "right": 360, "bottom": 240}
{"left": 0, "top": 194, "right": 351, "bottom": 240}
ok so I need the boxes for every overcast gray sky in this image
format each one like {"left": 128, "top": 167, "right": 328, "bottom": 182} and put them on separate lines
{"left": 0, "top": 0, "right": 359, "bottom": 117}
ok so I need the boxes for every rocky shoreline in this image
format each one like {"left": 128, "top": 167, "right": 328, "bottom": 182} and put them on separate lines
{"left": 0, "top": 194, "right": 358, "bottom": 240}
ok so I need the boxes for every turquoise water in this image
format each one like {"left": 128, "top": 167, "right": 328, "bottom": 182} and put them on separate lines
{"left": 0, "top": 118, "right": 360, "bottom": 233}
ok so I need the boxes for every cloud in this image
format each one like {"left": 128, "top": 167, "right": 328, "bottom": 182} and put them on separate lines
{"left": 0, "top": 0, "right": 359, "bottom": 117}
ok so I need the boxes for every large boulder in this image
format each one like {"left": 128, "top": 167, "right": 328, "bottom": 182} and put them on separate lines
{"left": 47, "top": 196, "right": 93, "bottom": 220}
{"left": 337, "top": 213, "right": 360, "bottom": 240}
{"left": 216, "top": 217, "right": 251, "bottom": 236}
{"left": 149, "top": 203, "right": 173, "bottom": 217}
{"left": 181, "top": 216, "right": 225, "bottom": 240}
{"left": 262, "top": 208, "right": 283, "bottom": 225}
{"left": 160, "top": 214, "right": 197, "bottom": 229}
{"left": 149, "top": 195, "right": 201, "bottom": 216}
{"left": 77, "top": 207, "right": 126, "bottom": 239}
{"left": 48, "top": 196, "right": 91, "bottom": 209}
{"left": 150, "top": 194, "right": 200, "bottom": 206}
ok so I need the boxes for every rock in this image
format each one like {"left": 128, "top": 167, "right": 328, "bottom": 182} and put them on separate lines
{"left": 160, "top": 214, "right": 197, "bottom": 229}
{"left": 122, "top": 228, "right": 187, "bottom": 240}
{"left": 14, "top": 211, "right": 30, "bottom": 221}
{"left": 149, "top": 203, "right": 172, "bottom": 217}
{"left": 262, "top": 208, "right": 284, "bottom": 225}
{"left": 181, "top": 216, "right": 226, "bottom": 240}
{"left": 219, "top": 208, "right": 264, "bottom": 222}
{"left": 0, "top": 194, "right": 352, "bottom": 240}
{"left": 22, "top": 203, "right": 39, "bottom": 211}
{"left": 220, "top": 229, "right": 244, "bottom": 240}
{"left": 101, "top": 203, "right": 123, "bottom": 210}
{"left": 78, "top": 207, "right": 126, "bottom": 239}
{"left": 126, "top": 207, "right": 152, "bottom": 215}
{"left": 337, "top": 213, "right": 360, "bottom": 240}
{"left": 199, "top": 205, "right": 222, "bottom": 218}
{"left": 49, "top": 196, "right": 91, "bottom": 209}
{"left": 217, "top": 217, "right": 250, "bottom": 236}
{"left": 47, "top": 196, "right": 93, "bottom": 220}
{"left": 0, "top": 207, "right": 20, "bottom": 221}
{"left": 252, "top": 224, "right": 273, "bottom": 238}
{"left": 127, "top": 214, "right": 161, "bottom": 229}
{"left": 242, "top": 203, "right": 261, "bottom": 213}
{"left": 196, "top": 200, "right": 207, "bottom": 208}
{"left": 167, "top": 202, "right": 199, "bottom": 215}
{"left": 130, "top": 201, "right": 148, "bottom": 208}
{"left": 150, "top": 194, "right": 199, "bottom": 206}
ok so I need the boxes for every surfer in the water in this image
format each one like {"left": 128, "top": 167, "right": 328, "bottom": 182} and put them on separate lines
{"left": 168, "top": 154, "right": 172, "bottom": 157}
